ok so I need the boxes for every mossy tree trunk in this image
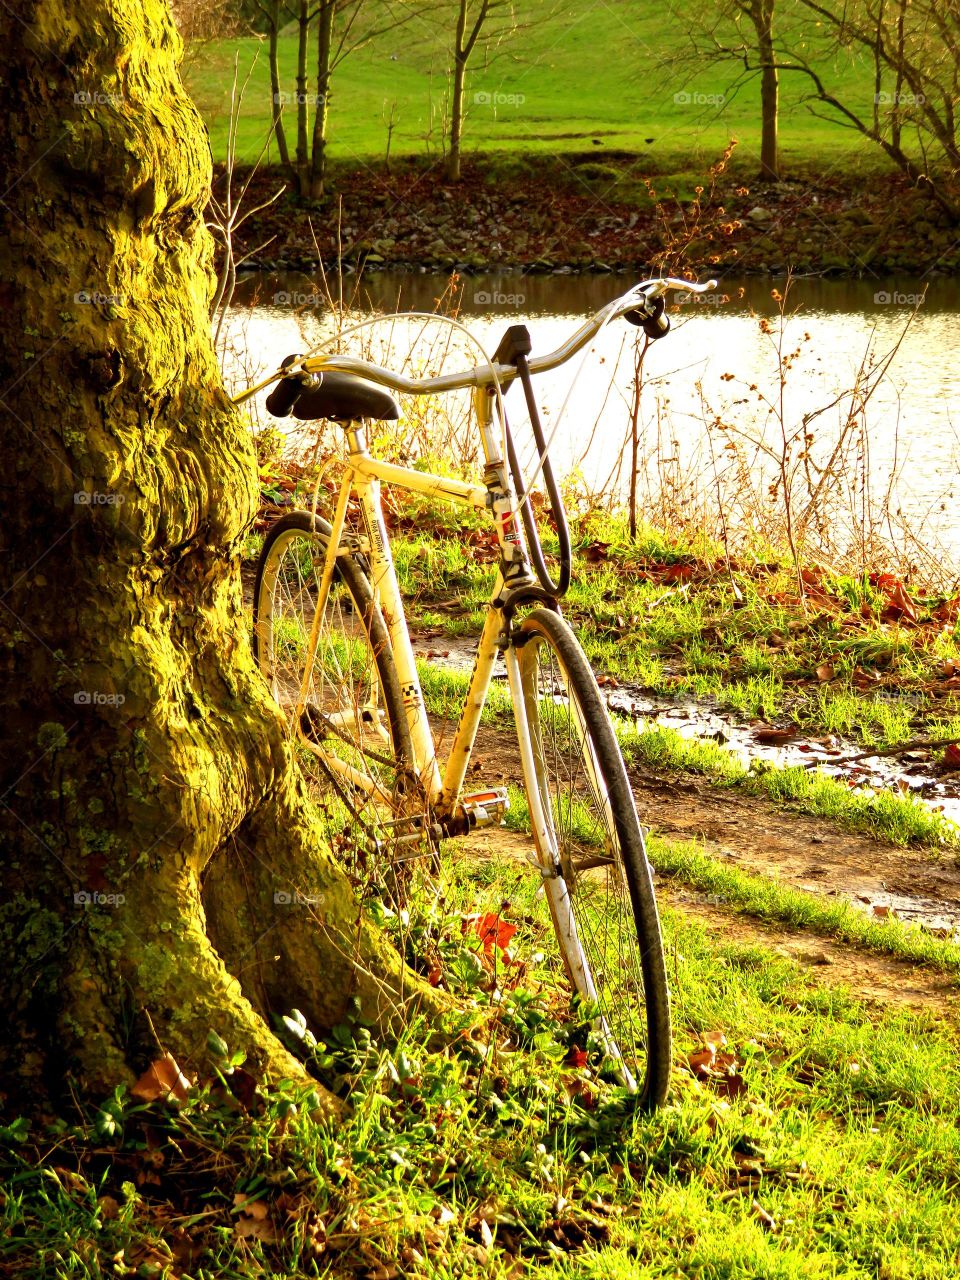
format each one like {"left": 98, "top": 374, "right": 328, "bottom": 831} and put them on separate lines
{"left": 0, "top": 0, "right": 426, "bottom": 1112}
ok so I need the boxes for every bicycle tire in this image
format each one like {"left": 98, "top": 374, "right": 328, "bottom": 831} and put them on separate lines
{"left": 252, "top": 511, "right": 412, "bottom": 837}
{"left": 515, "top": 607, "right": 672, "bottom": 1108}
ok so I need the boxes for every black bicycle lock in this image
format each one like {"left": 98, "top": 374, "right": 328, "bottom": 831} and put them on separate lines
{"left": 492, "top": 324, "right": 572, "bottom": 599}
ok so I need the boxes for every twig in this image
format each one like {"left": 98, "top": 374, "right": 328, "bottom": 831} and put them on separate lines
{"left": 804, "top": 736, "right": 960, "bottom": 769}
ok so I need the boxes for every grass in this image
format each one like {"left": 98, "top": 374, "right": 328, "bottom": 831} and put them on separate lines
{"left": 184, "top": 3, "right": 896, "bottom": 184}
{"left": 620, "top": 722, "right": 960, "bottom": 850}
{"left": 391, "top": 515, "right": 960, "bottom": 756}
{"left": 650, "top": 831, "right": 960, "bottom": 976}
{"left": 7, "top": 853, "right": 960, "bottom": 1277}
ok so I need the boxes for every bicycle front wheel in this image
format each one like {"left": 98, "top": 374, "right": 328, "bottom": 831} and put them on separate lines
{"left": 515, "top": 608, "right": 672, "bottom": 1108}
{"left": 252, "top": 511, "right": 411, "bottom": 835}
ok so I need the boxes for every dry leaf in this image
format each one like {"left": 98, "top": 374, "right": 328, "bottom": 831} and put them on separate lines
{"left": 753, "top": 726, "right": 795, "bottom": 745}
{"left": 98, "top": 1195, "right": 120, "bottom": 1221}
{"left": 751, "top": 1200, "right": 778, "bottom": 1232}
{"left": 234, "top": 1195, "right": 276, "bottom": 1243}
{"left": 816, "top": 662, "right": 835, "bottom": 682}
{"left": 131, "top": 1053, "right": 191, "bottom": 1104}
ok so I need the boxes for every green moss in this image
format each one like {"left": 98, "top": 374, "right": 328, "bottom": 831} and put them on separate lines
{"left": 135, "top": 944, "right": 178, "bottom": 1000}
{"left": 36, "top": 723, "right": 68, "bottom": 751}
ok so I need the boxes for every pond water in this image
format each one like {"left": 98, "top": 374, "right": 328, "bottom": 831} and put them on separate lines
{"left": 223, "top": 270, "right": 960, "bottom": 567}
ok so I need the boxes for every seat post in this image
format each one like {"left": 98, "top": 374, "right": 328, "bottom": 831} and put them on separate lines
{"left": 344, "top": 421, "right": 368, "bottom": 457}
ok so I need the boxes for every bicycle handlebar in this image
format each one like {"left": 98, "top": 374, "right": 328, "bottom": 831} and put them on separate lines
{"left": 231, "top": 276, "right": 717, "bottom": 406}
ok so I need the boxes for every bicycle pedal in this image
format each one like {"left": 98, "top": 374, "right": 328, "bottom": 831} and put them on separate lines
{"left": 459, "top": 786, "right": 510, "bottom": 829}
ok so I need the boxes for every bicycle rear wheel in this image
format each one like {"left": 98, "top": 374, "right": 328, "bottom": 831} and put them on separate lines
{"left": 252, "top": 511, "right": 411, "bottom": 841}
{"left": 514, "top": 608, "right": 671, "bottom": 1108}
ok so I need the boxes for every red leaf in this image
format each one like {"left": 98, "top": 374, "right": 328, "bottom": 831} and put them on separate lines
{"left": 663, "top": 563, "right": 694, "bottom": 582}
{"left": 567, "top": 1045, "right": 589, "bottom": 1069}
{"left": 462, "top": 913, "right": 517, "bottom": 964}
{"left": 943, "top": 744, "right": 960, "bottom": 768}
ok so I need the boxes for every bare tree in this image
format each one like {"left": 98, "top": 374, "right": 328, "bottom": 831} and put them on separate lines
{"left": 786, "top": 0, "right": 960, "bottom": 218}
{"left": 442, "top": 2, "right": 576, "bottom": 182}
{"left": 667, "top": 0, "right": 789, "bottom": 180}
{"left": 677, "top": 0, "right": 960, "bottom": 214}
{"left": 253, "top": 0, "right": 429, "bottom": 199}
{"left": 446, "top": 1, "right": 515, "bottom": 181}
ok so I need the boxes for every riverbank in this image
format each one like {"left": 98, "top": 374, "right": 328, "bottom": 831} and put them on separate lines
{"left": 220, "top": 156, "right": 960, "bottom": 279}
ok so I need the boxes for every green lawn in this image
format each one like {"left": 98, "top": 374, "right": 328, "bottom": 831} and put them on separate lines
{"left": 6, "top": 852, "right": 960, "bottom": 1277}
{"left": 184, "top": 1, "right": 888, "bottom": 182}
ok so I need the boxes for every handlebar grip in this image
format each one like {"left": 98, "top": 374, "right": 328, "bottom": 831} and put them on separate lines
{"left": 265, "top": 376, "right": 303, "bottom": 417}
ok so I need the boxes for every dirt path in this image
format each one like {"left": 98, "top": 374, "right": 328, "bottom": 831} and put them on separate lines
{"left": 462, "top": 717, "right": 960, "bottom": 930}
{"left": 469, "top": 822, "right": 958, "bottom": 1017}
{"left": 630, "top": 769, "right": 960, "bottom": 934}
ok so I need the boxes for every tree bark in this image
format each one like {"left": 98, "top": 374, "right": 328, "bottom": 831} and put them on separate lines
{"left": 295, "top": 0, "right": 311, "bottom": 195}
{"left": 268, "top": 0, "right": 293, "bottom": 171}
{"left": 754, "top": 0, "right": 780, "bottom": 179}
{"left": 447, "top": 50, "right": 467, "bottom": 183}
{"left": 0, "top": 0, "right": 432, "bottom": 1112}
{"left": 307, "top": 0, "right": 336, "bottom": 200}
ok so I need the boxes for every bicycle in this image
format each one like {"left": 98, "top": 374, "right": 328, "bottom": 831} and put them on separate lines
{"left": 236, "top": 275, "right": 717, "bottom": 1109}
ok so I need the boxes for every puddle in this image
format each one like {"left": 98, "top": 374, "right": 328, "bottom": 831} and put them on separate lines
{"left": 603, "top": 683, "right": 960, "bottom": 830}
{"left": 412, "top": 630, "right": 960, "bottom": 829}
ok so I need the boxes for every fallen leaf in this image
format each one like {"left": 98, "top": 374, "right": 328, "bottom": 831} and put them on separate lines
{"left": 463, "top": 913, "right": 517, "bottom": 965}
{"left": 882, "top": 580, "right": 919, "bottom": 623}
{"left": 753, "top": 726, "right": 795, "bottom": 745}
{"left": 943, "top": 743, "right": 960, "bottom": 768}
{"left": 227, "top": 1066, "right": 260, "bottom": 1111}
{"left": 131, "top": 1054, "right": 191, "bottom": 1104}
{"left": 98, "top": 1195, "right": 120, "bottom": 1221}
{"left": 234, "top": 1195, "right": 276, "bottom": 1243}
{"left": 816, "top": 662, "right": 835, "bottom": 682}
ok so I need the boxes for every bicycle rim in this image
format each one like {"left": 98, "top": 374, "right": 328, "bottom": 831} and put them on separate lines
{"left": 253, "top": 513, "right": 410, "bottom": 839}
{"left": 516, "top": 608, "right": 671, "bottom": 1107}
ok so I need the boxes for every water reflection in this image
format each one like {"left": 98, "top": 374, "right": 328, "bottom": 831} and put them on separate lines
{"left": 223, "top": 270, "right": 960, "bottom": 566}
